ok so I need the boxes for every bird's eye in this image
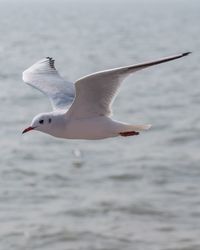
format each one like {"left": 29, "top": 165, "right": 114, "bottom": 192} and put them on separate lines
{"left": 39, "top": 120, "right": 44, "bottom": 124}
{"left": 48, "top": 118, "right": 52, "bottom": 123}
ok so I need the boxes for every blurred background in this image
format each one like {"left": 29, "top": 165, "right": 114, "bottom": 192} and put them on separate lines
{"left": 0, "top": 0, "right": 200, "bottom": 249}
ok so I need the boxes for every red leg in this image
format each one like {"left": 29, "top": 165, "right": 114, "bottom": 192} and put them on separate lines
{"left": 119, "top": 131, "right": 139, "bottom": 137}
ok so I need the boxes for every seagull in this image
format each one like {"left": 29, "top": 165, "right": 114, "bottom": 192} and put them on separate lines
{"left": 22, "top": 52, "right": 191, "bottom": 140}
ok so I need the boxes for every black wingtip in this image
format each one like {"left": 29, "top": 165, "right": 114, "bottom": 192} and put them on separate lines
{"left": 182, "top": 52, "right": 192, "bottom": 57}
{"left": 46, "top": 57, "right": 55, "bottom": 69}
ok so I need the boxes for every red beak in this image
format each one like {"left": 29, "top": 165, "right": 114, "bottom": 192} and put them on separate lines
{"left": 22, "top": 126, "right": 35, "bottom": 134}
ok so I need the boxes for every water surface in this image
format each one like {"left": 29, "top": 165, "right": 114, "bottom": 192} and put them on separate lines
{"left": 0, "top": 0, "right": 200, "bottom": 249}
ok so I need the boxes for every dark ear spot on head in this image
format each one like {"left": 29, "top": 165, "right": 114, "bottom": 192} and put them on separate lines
{"left": 48, "top": 118, "right": 52, "bottom": 123}
{"left": 39, "top": 119, "right": 44, "bottom": 124}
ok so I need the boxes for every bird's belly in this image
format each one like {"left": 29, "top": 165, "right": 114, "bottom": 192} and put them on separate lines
{"left": 64, "top": 117, "right": 117, "bottom": 140}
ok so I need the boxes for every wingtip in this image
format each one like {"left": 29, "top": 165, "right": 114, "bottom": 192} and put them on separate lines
{"left": 46, "top": 57, "right": 55, "bottom": 69}
{"left": 182, "top": 52, "right": 192, "bottom": 57}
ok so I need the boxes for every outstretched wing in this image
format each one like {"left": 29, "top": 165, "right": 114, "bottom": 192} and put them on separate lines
{"left": 23, "top": 57, "right": 75, "bottom": 111}
{"left": 67, "top": 52, "right": 191, "bottom": 119}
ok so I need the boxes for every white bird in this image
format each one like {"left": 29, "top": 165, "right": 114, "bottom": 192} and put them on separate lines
{"left": 22, "top": 52, "right": 191, "bottom": 140}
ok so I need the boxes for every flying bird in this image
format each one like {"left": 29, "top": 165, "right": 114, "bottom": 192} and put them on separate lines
{"left": 22, "top": 52, "right": 191, "bottom": 140}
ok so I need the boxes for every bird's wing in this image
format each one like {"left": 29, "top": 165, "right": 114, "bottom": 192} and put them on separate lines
{"left": 67, "top": 52, "right": 191, "bottom": 119}
{"left": 23, "top": 57, "right": 75, "bottom": 111}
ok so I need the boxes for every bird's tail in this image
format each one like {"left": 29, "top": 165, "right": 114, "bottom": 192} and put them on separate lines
{"left": 114, "top": 119, "right": 151, "bottom": 132}
{"left": 117, "top": 123, "right": 151, "bottom": 137}
{"left": 121, "top": 123, "right": 152, "bottom": 132}
{"left": 112, "top": 119, "right": 151, "bottom": 136}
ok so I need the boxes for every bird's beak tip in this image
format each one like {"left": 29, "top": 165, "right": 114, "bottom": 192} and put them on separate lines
{"left": 22, "top": 126, "right": 34, "bottom": 134}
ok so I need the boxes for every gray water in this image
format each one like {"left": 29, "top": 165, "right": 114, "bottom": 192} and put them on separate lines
{"left": 0, "top": 0, "right": 200, "bottom": 249}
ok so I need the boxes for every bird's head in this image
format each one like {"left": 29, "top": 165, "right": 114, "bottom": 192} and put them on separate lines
{"left": 22, "top": 113, "right": 53, "bottom": 134}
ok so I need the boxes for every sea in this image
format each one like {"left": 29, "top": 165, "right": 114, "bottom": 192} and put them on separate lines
{"left": 0, "top": 0, "right": 200, "bottom": 249}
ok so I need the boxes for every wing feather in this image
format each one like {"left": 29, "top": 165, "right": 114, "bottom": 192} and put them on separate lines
{"left": 23, "top": 57, "right": 75, "bottom": 110}
{"left": 67, "top": 52, "right": 191, "bottom": 119}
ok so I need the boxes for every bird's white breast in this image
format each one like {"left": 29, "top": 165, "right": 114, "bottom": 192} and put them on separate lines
{"left": 63, "top": 116, "right": 118, "bottom": 140}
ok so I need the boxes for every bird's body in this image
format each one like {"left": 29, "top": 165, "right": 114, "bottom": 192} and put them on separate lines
{"left": 61, "top": 116, "right": 118, "bottom": 140}
{"left": 22, "top": 52, "right": 190, "bottom": 140}
{"left": 29, "top": 110, "right": 150, "bottom": 140}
